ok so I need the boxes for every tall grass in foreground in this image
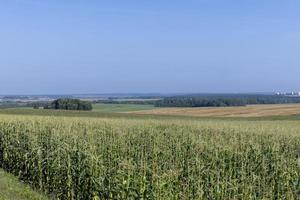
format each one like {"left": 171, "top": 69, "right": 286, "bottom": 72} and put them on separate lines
{"left": 0, "top": 116, "right": 299, "bottom": 199}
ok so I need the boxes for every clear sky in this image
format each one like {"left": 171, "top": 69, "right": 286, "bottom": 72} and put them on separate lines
{"left": 1, "top": 0, "right": 300, "bottom": 94}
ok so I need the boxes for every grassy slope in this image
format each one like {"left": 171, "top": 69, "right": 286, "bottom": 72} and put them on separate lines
{"left": 0, "top": 169, "right": 48, "bottom": 200}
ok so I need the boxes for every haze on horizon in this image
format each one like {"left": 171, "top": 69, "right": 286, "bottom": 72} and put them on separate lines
{"left": 1, "top": 0, "right": 300, "bottom": 95}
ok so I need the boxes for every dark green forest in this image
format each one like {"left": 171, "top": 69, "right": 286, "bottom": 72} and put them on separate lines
{"left": 155, "top": 95, "right": 300, "bottom": 107}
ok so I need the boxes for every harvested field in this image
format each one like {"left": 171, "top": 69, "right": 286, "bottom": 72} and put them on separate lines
{"left": 131, "top": 104, "right": 300, "bottom": 117}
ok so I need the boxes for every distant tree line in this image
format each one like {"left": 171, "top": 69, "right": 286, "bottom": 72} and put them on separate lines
{"left": 94, "top": 100, "right": 158, "bottom": 105}
{"left": 0, "top": 102, "right": 31, "bottom": 109}
{"left": 154, "top": 95, "right": 300, "bottom": 107}
{"left": 44, "top": 98, "right": 93, "bottom": 111}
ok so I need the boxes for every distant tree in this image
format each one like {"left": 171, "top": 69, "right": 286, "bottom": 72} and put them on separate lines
{"left": 46, "top": 98, "right": 93, "bottom": 111}
{"left": 33, "top": 104, "right": 39, "bottom": 109}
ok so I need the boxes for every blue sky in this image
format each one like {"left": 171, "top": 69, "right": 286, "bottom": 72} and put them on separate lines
{"left": 1, "top": 0, "right": 300, "bottom": 94}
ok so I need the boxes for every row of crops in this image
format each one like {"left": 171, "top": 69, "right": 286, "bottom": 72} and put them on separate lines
{"left": 0, "top": 115, "right": 299, "bottom": 199}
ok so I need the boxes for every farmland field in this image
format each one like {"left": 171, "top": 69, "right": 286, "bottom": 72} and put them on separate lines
{"left": 132, "top": 103, "right": 300, "bottom": 118}
{"left": 92, "top": 103, "right": 155, "bottom": 113}
{"left": 0, "top": 106, "right": 300, "bottom": 199}
{"left": 3, "top": 0, "right": 300, "bottom": 199}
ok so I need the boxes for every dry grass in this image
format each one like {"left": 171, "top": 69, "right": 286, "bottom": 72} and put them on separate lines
{"left": 130, "top": 104, "right": 300, "bottom": 117}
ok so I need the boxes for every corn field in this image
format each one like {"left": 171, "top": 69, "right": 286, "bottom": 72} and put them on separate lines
{"left": 0, "top": 114, "right": 299, "bottom": 199}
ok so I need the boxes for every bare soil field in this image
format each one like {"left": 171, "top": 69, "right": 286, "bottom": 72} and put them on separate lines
{"left": 130, "top": 104, "right": 300, "bottom": 117}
